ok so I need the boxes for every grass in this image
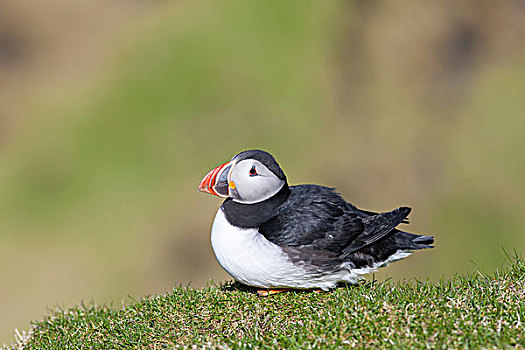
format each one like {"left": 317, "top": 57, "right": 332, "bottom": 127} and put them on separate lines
{"left": 9, "top": 256, "right": 524, "bottom": 349}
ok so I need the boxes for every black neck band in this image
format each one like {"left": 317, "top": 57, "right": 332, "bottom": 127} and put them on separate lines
{"left": 221, "top": 183, "right": 290, "bottom": 228}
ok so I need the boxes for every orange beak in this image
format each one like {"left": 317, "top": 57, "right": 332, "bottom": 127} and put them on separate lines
{"left": 198, "top": 161, "right": 233, "bottom": 197}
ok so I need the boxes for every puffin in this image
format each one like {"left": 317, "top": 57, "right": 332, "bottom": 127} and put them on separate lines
{"left": 199, "top": 150, "right": 434, "bottom": 296}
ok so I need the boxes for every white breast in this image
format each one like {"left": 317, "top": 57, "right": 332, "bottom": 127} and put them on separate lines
{"left": 210, "top": 209, "right": 306, "bottom": 288}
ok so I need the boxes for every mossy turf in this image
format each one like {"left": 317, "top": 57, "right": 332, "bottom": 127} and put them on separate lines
{"left": 17, "top": 257, "right": 525, "bottom": 349}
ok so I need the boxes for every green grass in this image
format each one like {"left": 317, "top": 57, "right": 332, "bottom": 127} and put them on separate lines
{"left": 12, "top": 256, "right": 524, "bottom": 349}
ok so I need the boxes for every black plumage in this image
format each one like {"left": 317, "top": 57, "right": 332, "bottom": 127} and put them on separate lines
{"left": 222, "top": 178, "right": 433, "bottom": 273}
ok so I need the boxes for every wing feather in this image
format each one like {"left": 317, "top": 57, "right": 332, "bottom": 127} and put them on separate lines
{"left": 258, "top": 186, "right": 411, "bottom": 256}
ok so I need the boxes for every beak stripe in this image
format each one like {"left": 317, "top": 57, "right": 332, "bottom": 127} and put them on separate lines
{"left": 199, "top": 161, "right": 231, "bottom": 197}
{"left": 209, "top": 168, "right": 220, "bottom": 196}
{"left": 210, "top": 166, "right": 222, "bottom": 189}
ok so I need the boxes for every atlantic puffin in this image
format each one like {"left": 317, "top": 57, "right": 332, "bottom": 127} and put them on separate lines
{"left": 199, "top": 150, "right": 434, "bottom": 296}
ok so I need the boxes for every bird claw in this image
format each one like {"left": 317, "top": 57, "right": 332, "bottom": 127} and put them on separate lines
{"left": 256, "top": 288, "right": 290, "bottom": 297}
{"left": 256, "top": 288, "right": 325, "bottom": 296}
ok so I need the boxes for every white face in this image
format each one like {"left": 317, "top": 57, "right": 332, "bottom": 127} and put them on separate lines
{"left": 229, "top": 159, "right": 285, "bottom": 204}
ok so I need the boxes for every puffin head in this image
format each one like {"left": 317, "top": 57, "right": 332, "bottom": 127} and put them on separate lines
{"left": 199, "top": 150, "right": 287, "bottom": 204}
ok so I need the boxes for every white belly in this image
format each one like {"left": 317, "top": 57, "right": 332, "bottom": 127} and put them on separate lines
{"left": 210, "top": 209, "right": 304, "bottom": 288}
{"left": 210, "top": 209, "right": 365, "bottom": 289}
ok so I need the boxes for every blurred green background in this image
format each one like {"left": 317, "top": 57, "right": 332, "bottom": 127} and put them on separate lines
{"left": 1, "top": 0, "right": 524, "bottom": 343}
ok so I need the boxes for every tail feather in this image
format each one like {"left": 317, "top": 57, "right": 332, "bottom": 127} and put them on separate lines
{"left": 413, "top": 235, "right": 434, "bottom": 248}
{"left": 393, "top": 231, "right": 434, "bottom": 250}
{"left": 344, "top": 230, "right": 434, "bottom": 269}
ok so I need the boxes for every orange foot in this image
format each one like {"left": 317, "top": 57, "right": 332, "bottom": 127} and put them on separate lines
{"left": 256, "top": 288, "right": 326, "bottom": 296}
{"left": 256, "top": 288, "right": 291, "bottom": 297}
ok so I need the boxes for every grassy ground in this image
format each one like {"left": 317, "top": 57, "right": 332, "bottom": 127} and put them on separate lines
{"left": 9, "top": 256, "right": 524, "bottom": 349}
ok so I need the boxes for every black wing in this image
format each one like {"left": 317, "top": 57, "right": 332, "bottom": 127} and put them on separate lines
{"left": 342, "top": 206, "right": 411, "bottom": 254}
{"left": 258, "top": 185, "right": 411, "bottom": 254}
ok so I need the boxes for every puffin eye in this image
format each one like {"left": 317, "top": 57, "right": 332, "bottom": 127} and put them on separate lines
{"left": 249, "top": 166, "right": 258, "bottom": 176}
